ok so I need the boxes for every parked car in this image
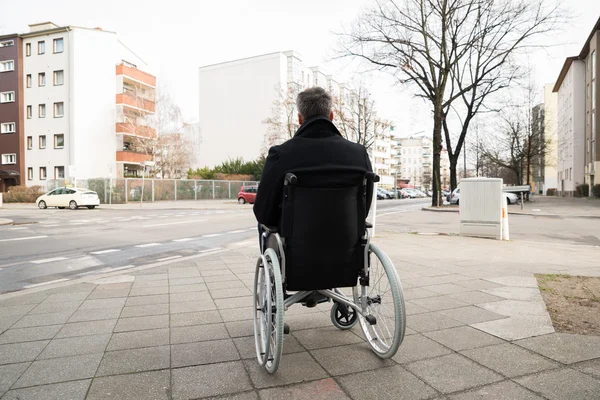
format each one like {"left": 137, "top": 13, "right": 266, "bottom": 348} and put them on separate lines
{"left": 449, "top": 187, "right": 518, "bottom": 205}
{"left": 383, "top": 189, "right": 396, "bottom": 199}
{"left": 237, "top": 186, "right": 258, "bottom": 204}
{"left": 36, "top": 187, "right": 100, "bottom": 210}
{"left": 376, "top": 188, "right": 391, "bottom": 200}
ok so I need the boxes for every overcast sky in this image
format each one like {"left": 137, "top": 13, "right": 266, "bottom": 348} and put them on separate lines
{"left": 3, "top": 0, "right": 600, "bottom": 135}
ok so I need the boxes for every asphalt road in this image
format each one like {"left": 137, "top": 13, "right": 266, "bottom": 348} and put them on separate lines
{"left": 0, "top": 198, "right": 428, "bottom": 294}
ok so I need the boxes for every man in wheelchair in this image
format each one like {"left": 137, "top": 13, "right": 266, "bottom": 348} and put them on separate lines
{"left": 251, "top": 86, "right": 405, "bottom": 373}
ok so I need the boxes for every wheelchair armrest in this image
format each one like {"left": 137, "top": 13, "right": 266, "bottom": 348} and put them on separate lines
{"left": 261, "top": 224, "right": 279, "bottom": 234}
{"left": 365, "top": 221, "right": 373, "bottom": 229}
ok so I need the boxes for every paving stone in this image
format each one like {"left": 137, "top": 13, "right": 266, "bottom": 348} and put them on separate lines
{"left": 169, "top": 291, "right": 212, "bottom": 303}
{"left": 573, "top": 359, "right": 600, "bottom": 380}
{"left": 406, "top": 312, "right": 464, "bottom": 333}
{"left": 38, "top": 333, "right": 111, "bottom": 359}
{"left": 0, "top": 304, "right": 37, "bottom": 318}
{"left": 391, "top": 334, "right": 452, "bottom": 364}
{"left": 311, "top": 343, "right": 394, "bottom": 376}
{"left": 204, "top": 274, "right": 243, "bottom": 283}
{"left": 421, "top": 283, "right": 472, "bottom": 295}
{"left": 125, "top": 294, "right": 169, "bottom": 306}
{"left": 169, "top": 267, "right": 201, "bottom": 278}
{"left": 0, "top": 315, "right": 20, "bottom": 334}
{"left": 233, "top": 335, "right": 304, "bottom": 359}
{"left": 405, "top": 353, "right": 503, "bottom": 394}
{"left": 13, "top": 353, "right": 103, "bottom": 388}
{"left": 211, "top": 287, "right": 253, "bottom": 299}
{"left": 219, "top": 306, "right": 254, "bottom": 322}
{"left": 129, "top": 287, "right": 170, "bottom": 296}
{"left": 55, "top": 319, "right": 117, "bottom": 338}
{"left": 402, "top": 287, "right": 439, "bottom": 300}
{"left": 0, "top": 340, "right": 49, "bottom": 365}
{"left": 86, "top": 370, "right": 169, "bottom": 400}
{"left": 285, "top": 313, "right": 332, "bottom": 331}
{"left": 455, "top": 279, "right": 504, "bottom": 290}
{"left": 171, "top": 338, "right": 239, "bottom": 367}
{"left": 244, "top": 352, "right": 328, "bottom": 388}
{"left": 515, "top": 368, "right": 600, "bottom": 400}
{"left": 135, "top": 274, "right": 168, "bottom": 281}
{"left": 472, "top": 316, "right": 555, "bottom": 341}
{"left": 478, "top": 300, "right": 549, "bottom": 318}
{"left": 206, "top": 280, "right": 246, "bottom": 290}
{"left": 424, "top": 326, "right": 505, "bottom": 351}
{"left": 132, "top": 280, "right": 169, "bottom": 289}
{"left": 461, "top": 343, "right": 559, "bottom": 378}
{"left": 93, "top": 283, "right": 132, "bottom": 291}
{"left": 439, "top": 306, "right": 506, "bottom": 325}
{"left": 449, "top": 380, "right": 544, "bottom": 400}
{"left": 260, "top": 378, "right": 350, "bottom": 400}
{"left": 1, "top": 379, "right": 91, "bottom": 400}
{"left": 29, "top": 300, "right": 83, "bottom": 315}
{"left": 168, "top": 283, "right": 207, "bottom": 293}
{"left": 403, "top": 277, "right": 449, "bottom": 287}
{"left": 120, "top": 303, "right": 169, "bottom": 318}
{"left": 87, "top": 288, "right": 131, "bottom": 299}
{"left": 292, "top": 327, "right": 363, "bottom": 350}
{"left": 405, "top": 301, "right": 430, "bottom": 315}
{"left": 96, "top": 345, "right": 170, "bottom": 376}
{"left": 0, "top": 324, "right": 62, "bottom": 344}
{"left": 170, "top": 300, "right": 216, "bottom": 314}
{"left": 107, "top": 328, "right": 170, "bottom": 351}
{"left": 68, "top": 307, "right": 123, "bottom": 323}
{"left": 486, "top": 276, "right": 538, "bottom": 287}
{"left": 169, "top": 277, "right": 204, "bottom": 286}
{"left": 114, "top": 315, "right": 169, "bottom": 332}
{"left": 412, "top": 296, "right": 470, "bottom": 311}
{"left": 171, "top": 361, "right": 252, "bottom": 399}
{"left": 446, "top": 291, "right": 505, "bottom": 305}
{"left": 0, "top": 293, "right": 48, "bottom": 307}
{"left": 79, "top": 298, "right": 126, "bottom": 310}
{"left": 13, "top": 312, "right": 72, "bottom": 328}
{"left": 215, "top": 296, "right": 254, "bottom": 310}
{"left": 515, "top": 333, "right": 600, "bottom": 364}
{"left": 171, "top": 323, "right": 229, "bottom": 344}
{"left": 170, "top": 310, "right": 223, "bottom": 327}
{"left": 225, "top": 321, "right": 254, "bottom": 338}
{"left": 482, "top": 286, "right": 543, "bottom": 301}
{"left": 337, "top": 365, "right": 437, "bottom": 400}
{"left": 0, "top": 363, "right": 30, "bottom": 396}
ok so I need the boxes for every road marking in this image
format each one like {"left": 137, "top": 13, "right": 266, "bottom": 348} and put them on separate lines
{"left": 70, "top": 223, "right": 85, "bottom": 225}
{"left": 157, "top": 255, "right": 183, "bottom": 262}
{"left": 227, "top": 229, "right": 246, "bottom": 234}
{"left": 9, "top": 227, "right": 27, "bottom": 230}
{"left": 135, "top": 243, "right": 161, "bottom": 248}
{"left": 41, "top": 224, "right": 59, "bottom": 228}
{"left": 90, "top": 249, "right": 120, "bottom": 255}
{"left": 199, "top": 247, "right": 222, "bottom": 253}
{"left": 158, "top": 216, "right": 169, "bottom": 218}
{"left": 143, "top": 219, "right": 206, "bottom": 228}
{"left": 24, "top": 278, "right": 69, "bottom": 288}
{"left": 202, "top": 233, "right": 222, "bottom": 238}
{"left": 173, "top": 238, "right": 194, "bottom": 242}
{"left": 0, "top": 235, "right": 48, "bottom": 242}
{"left": 31, "top": 257, "right": 68, "bottom": 264}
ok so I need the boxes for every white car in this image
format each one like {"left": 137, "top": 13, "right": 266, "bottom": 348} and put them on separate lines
{"left": 449, "top": 188, "right": 518, "bottom": 205}
{"left": 37, "top": 187, "right": 100, "bottom": 210}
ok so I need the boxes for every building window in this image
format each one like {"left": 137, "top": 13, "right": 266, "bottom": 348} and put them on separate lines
{"left": 39, "top": 104, "right": 46, "bottom": 118}
{"left": 26, "top": 43, "right": 31, "bottom": 56}
{"left": 54, "top": 166, "right": 65, "bottom": 179}
{"left": 38, "top": 41, "right": 45, "bottom": 55}
{"left": 54, "top": 102, "right": 64, "bottom": 118}
{"left": 53, "top": 38, "right": 64, "bottom": 53}
{"left": 26, "top": 74, "right": 32, "bottom": 88}
{"left": 27, "top": 105, "right": 32, "bottom": 119}
{"left": 593, "top": 50, "right": 596, "bottom": 80}
{"left": 0, "top": 60, "right": 14, "bottom": 72}
{"left": 0, "top": 40, "right": 14, "bottom": 47}
{"left": 27, "top": 167, "right": 33, "bottom": 180}
{"left": 54, "top": 134, "right": 64, "bottom": 148}
{"left": 53, "top": 70, "right": 64, "bottom": 86}
{"left": 38, "top": 72, "right": 45, "bottom": 86}
{"left": 1, "top": 154, "right": 16, "bottom": 164}
{"left": 40, "top": 167, "right": 47, "bottom": 180}
{"left": 27, "top": 136, "right": 32, "bottom": 150}
{"left": 0, "top": 91, "right": 15, "bottom": 103}
{"left": 0, "top": 122, "right": 16, "bottom": 133}
{"left": 39, "top": 135, "right": 46, "bottom": 149}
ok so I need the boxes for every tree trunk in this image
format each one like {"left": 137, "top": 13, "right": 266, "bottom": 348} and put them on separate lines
{"left": 449, "top": 157, "right": 459, "bottom": 193}
{"left": 432, "top": 104, "right": 443, "bottom": 207}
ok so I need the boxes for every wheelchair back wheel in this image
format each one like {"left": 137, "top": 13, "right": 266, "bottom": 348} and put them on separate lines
{"left": 355, "top": 243, "right": 406, "bottom": 358}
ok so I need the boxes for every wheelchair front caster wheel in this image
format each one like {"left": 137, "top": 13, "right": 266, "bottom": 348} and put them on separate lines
{"left": 331, "top": 302, "right": 358, "bottom": 330}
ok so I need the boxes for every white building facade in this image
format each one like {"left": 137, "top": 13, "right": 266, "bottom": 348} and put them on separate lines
{"left": 543, "top": 83, "right": 559, "bottom": 193}
{"left": 555, "top": 59, "right": 586, "bottom": 195}
{"left": 393, "top": 133, "right": 450, "bottom": 190}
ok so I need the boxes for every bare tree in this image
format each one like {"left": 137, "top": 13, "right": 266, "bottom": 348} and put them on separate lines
{"left": 334, "top": 83, "right": 378, "bottom": 150}
{"left": 339, "top": 0, "right": 565, "bottom": 206}
{"left": 262, "top": 82, "right": 302, "bottom": 151}
{"left": 154, "top": 133, "right": 195, "bottom": 179}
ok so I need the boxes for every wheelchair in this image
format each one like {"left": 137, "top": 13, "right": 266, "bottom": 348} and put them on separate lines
{"left": 253, "top": 169, "right": 406, "bottom": 373}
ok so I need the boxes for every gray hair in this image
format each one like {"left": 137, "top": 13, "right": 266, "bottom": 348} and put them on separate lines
{"left": 296, "top": 87, "right": 332, "bottom": 120}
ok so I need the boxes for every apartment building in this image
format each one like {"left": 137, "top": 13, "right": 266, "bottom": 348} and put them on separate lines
{"left": 372, "top": 122, "right": 394, "bottom": 187}
{"left": 583, "top": 19, "right": 599, "bottom": 189}
{"left": 0, "top": 35, "right": 24, "bottom": 192}
{"left": 392, "top": 133, "right": 450, "bottom": 190}
{"left": 542, "top": 84, "right": 559, "bottom": 193}
{"left": 553, "top": 58, "right": 586, "bottom": 195}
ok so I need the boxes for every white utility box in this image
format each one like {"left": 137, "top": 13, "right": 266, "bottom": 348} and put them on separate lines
{"left": 459, "top": 178, "right": 504, "bottom": 240}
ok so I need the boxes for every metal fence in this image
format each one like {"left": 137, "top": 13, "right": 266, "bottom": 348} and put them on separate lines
{"left": 43, "top": 179, "right": 259, "bottom": 205}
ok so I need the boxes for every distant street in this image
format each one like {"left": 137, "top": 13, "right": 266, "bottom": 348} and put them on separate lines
{"left": 0, "top": 198, "right": 428, "bottom": 294}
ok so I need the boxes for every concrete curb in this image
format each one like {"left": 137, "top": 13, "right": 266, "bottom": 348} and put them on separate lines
{"left": 0, "top": 218, "right": 13, "bottom": 226}
{"left": 421, "top": 206, "right": 600, "bottom": 219}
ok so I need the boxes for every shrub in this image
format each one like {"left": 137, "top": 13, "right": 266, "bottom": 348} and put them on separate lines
{"left": 576, "top": 184, "right": 589, "bottom": 197}
{"left": 3, "top": 185, "right": 44, "bottom": 203}
{"left": 546, "top": 188, "right": 557, "bottom": 196}
{"left": 592, "top": 184, "right": 600, "bottom": 198}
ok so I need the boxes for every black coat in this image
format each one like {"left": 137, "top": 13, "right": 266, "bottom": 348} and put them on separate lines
{"left": 253, "top": 115, "right": 374, "bottom": 227}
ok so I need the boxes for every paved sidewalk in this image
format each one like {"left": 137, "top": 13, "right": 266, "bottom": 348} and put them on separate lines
{"left": 1, "top": 233, "right": 599, "bottom": 399}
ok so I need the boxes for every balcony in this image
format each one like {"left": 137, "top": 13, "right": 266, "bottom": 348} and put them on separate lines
{"left": 116, "top": 93, "right": 155, "bottom": 113}
{"left": 116, "top": 123, "right": 156, "bottom": 139}
{"left": 116, "top": 151, "right": 152, "bottom": 164}
{"left": 116, "top": 64, "right": 156, "bottom": 88}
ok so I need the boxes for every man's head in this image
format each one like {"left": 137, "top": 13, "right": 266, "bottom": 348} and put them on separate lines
{"left": 296, "top": 86, "right": 334, "bottom": 125}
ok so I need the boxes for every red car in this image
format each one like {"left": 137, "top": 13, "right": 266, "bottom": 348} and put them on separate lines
{"left": 238, "top": 186, "right": 258, "bottom": 204}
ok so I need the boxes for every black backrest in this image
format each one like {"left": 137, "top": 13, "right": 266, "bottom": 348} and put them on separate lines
{"left": 279, "top": 167, "right": 376, "bottom": 291}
